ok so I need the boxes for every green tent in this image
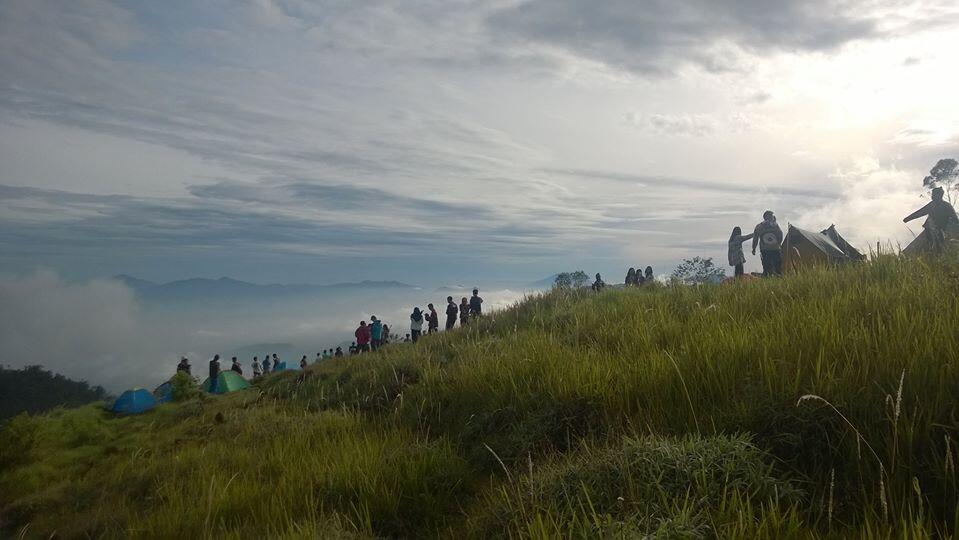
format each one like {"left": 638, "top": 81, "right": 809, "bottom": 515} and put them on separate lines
{"left": 201, "top": 370, "right": 250, "bottom": 394}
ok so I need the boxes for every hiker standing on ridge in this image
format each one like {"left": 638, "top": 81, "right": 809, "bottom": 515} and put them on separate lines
{"left": 728, "top": 227, "right": 755, "bottom": 277}
{"left": 176, "top": 357, "right": 191, "bottom": 375}
{"left": 231, "top": 357, "right": 242, "bottom": 376}
{"left": 469, "top": 289, "right": 483, "bottom": 319}
{"left": 446, "top": 296, "right": 458, "bottom": 330}
{"left": 426, "top": 303, "right": 439, "bottom": 334}
{"left": 300, "top": 356, "right": 308, "bottom": 369}
{"left": 904, "top": 186, "right": 959, "bottom": 253}
{"left": 459, "top": 297, "right": 470, "bottom": 326}
{"left": 625, "top": 268, "right": 636, "bottom": 286}
{"left": 592, "top": 273, "right": 605, "bottom": 291}
{"left": 370, "top": 316, "right": 383, "bottom": 351}
{"left": 262, "top": 355, "right": 271, "bottom": 374}
{"left": 209, "top": 355, "right": 221, "bottom": 393}
{"left": 335, "top": 347, "right": 344, "bottom": 357}
{"left": 752, "top": 210, "right": 784, "bottom": 276}
{"left": 355, "top": 321, "right": 372, "bottom": 353}
{"left": 382, "top": 324, "right": 391, "bottom": 345}
{"left": 272, "top": 354, "right": 280, "bottom": 372}
{"left": 252, "top": 357, "right": 262, "bottom": 378}
{"left": 410, "top": 307, "right": 424, "bottom": 342}
{"left": 644, "top": 266, "right": 654, "bottom": 284}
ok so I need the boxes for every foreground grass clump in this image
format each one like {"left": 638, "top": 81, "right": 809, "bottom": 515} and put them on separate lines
{"left": 2, "top": 254, "right": 959, "bottom": 538}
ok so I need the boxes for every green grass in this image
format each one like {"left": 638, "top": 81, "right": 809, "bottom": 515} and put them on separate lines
{"left": 2, "top": 254, "right": 959, "bottom": 538}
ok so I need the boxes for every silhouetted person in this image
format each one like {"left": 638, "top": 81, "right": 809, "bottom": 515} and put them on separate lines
{"left": 469, "top": 288, "right": 483, "bottom": 318}
{"left": 262, "top": 355, "right": 271, "bottom": 374}
{"left": 625, "top": 267, "right": 636, "bottom": 286}
{"left": 644, "top": 266, "right": 654, "bottom": 283}
{"left": 591, "top": 273, "right": 605, "bottom": 291}
{"left": 728, "top": 227, "right": 755, "bottom": 277}
{"left": 427, "top": 303, "right": 439, "bottom": 334}
{"left": 370, "top": 316, "right": 383, "bottom": 351}
{"left": 382, "top": 324, "right": 390, "bottom": 345}
{"left": 335, "top": 347, "right": 344, "bottom": 357}
{"left": 209, "top": 355, "right": 221, "bottom": 393}
{"left": 300, "top": 356, "right": 308, "bottom": 369}
{"left": 445, "top": 296, "right": 458, "bottom": 330}
{"left": 355, "top": 321, "right": 371, "bottom": 353}
{"left": 349, "top": 342, "right": 357, "bottom": 355}
{"left": 904, "top": 186, "right": 959, "bottom": 253}
{"left": 272, "top": 354, "right": 279, "bottom": 372}
{"left": 176, "top": 357, "right": 191, "bottom": 375}
{"left": 459, "top": 297, "right": 469, "bottom": 326}
{"left": 752, "top": 210, "right": 784, "bottom": 276}
{"left": 410, "top": 307, "right": 424, "bottom": 342}
{"left": 252, "top": 357, "right": 262, "bottom": 377}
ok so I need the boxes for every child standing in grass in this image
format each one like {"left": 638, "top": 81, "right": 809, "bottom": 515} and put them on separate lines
{"left": 728, "top": 226, "right": 755, "bottom": 277}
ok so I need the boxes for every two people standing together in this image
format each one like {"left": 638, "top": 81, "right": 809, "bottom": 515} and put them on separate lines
{"left": 729, "top": 210, "right": 784, "bottom": 277}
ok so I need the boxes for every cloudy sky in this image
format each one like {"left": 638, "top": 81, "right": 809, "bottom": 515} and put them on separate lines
{"left": 2, "top": 0, "right": 959, "bottom": 285}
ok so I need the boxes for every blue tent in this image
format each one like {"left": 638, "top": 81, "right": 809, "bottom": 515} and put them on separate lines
{"left": 153, "top": 381, "right": 173, "bottom": 403}
{"left": 110, "top": 388, "right": 158, "bottom": 415}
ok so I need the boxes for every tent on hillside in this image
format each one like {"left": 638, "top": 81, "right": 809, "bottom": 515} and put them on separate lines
{"left": 153, "top": 381, "right": 172, "bottom": 403}
{"left": 201, "top": 370, "right": 250, "bottom": 394}
{"left": 782, "top": 225, "right": 855, "bottom": 272}
{"left": 903, "top": 223, "right": 959, "bottom": 255}
{"left": 821, "top": 225, "right": 865, "bottom": 261}
{"left": 110, "top": 388, "right": 158, "bottom": 415}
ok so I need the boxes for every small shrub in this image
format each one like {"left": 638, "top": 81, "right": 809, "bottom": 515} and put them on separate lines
{"left": 170, "top": 372, "right": 200, "bottom": 402}
{"left": 0, "top": 414, "right": 38, "bottom": 469}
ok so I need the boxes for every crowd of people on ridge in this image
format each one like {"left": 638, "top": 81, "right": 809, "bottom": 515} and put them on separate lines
{"left": 174, "top": 288, "right": 486, "bottom": 386}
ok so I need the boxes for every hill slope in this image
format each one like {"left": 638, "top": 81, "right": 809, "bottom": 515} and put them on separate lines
{"left": 2, "top": 255, "right": 958, "bottom": 538}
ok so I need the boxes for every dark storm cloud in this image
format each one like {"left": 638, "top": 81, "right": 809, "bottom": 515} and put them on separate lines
{"left": 487, "top": 0, "right": 881, "bottom": 74}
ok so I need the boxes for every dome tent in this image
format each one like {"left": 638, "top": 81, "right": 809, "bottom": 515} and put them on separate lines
{"left": 110, "top": 388, "right": 158, "bottom": 415}
{"left": 782, "top": 225, "right": 857, "bottom": 272}
{"left": 153, "top": 381, "right": 173, "bottom": 403}
{"left": 201, "top": 370, "right": 250, "bottom": 394}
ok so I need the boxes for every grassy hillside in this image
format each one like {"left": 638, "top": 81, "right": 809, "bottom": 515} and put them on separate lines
{"left": 2, "top": 255, "right": 958, "bottom": 538}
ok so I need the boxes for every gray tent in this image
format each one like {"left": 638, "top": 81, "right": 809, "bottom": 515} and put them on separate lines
{"left": 821, "top": 225, "right": 865, "bottom": 261}
{"left": 903, "top": 223, "right": 959, "bottom": 255}
{"left": 782, "top": 225, "right": 853, "bottom": 271}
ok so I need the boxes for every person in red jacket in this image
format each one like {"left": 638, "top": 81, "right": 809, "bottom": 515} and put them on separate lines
{"left": 354, "top": 320, "right": 372, "bottom": 353}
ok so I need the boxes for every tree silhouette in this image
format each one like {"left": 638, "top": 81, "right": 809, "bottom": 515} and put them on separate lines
{"left": 670, "top": 257, "right": 726, "bottom": 285}
{"left": 923, "top": 158, "right": 959, "bottom": 202}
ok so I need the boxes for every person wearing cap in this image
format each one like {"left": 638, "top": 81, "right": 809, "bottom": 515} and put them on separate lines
{"left": 752, "top": 210, "right": 784, "bottom": 276}
{"left": 904, "top": 186, "right": 959, "bottom": 253}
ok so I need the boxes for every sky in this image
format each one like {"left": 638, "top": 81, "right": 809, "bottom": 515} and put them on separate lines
{"left": 2, "top": 0, "right": 959, "bottom": 286}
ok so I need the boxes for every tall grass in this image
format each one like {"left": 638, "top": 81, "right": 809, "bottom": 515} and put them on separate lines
{"left": 2, "top": 254, "right": 958, "bottom": 538}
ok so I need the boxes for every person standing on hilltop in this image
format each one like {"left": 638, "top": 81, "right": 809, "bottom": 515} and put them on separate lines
{"left": 410, "top": 307, "right": 424, "bottom": 342}
{"left": 382, "top": 324, "right": 391, "bottom": 345}
{"left": 445, "top": 296, "right": 458, "bottom": 330}
{"left": 591, "top": 273, "right": 605, "bottom": 291}
{"left": 459, "top": 297, "right": 470, "bottom": 326}
{"left": 426, "top": 303, "right": 439, "bottom": 334}
{"left": 262, "top": 355, "right": 271, "bottom": 374}
{"left": 272, "top": 354, "right": 280, "bottom": 372}
{"left": 370, "top": 316, "right": 383, "bottom": 351}
{"left": 208, "top": 355, "right": 221, "bottom": 393}
{"left": 231, "top": 357, "right": 242, "bottom": 376}
{"left": 469, "top": 288, "right": 483, "bottom": 319}
{"left": 644, "top": 266, "right": 654, "bottom": 284}
{"left": 625, "top": 268, "right": 636, "bottom": 286}
{"left": 252, "top": 357, "right": 262, "bottom": 378}
{"left": 176, "top": 357, "right": 191, "bottom": 376}
{"left": 355, "top": 321, "right": 371, "bottom": 353}
{"left": 904, "top": 186, "right": 959, "bottom": 253}
{"left": 335, "top": 346, "right": 344, "bottom": 357}
{"left": 299, "top": 356, "right": 308, "bottom": 369}
{"left": 752, "top": 210, "right": 784, "bottom": 276}
{"left": 728, "top": 227, "right": 755, "bottom": 277}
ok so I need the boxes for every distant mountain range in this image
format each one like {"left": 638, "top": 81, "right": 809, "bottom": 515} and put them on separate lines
{"left": 112, "top": 274, "right": 416, "bottom": 301}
